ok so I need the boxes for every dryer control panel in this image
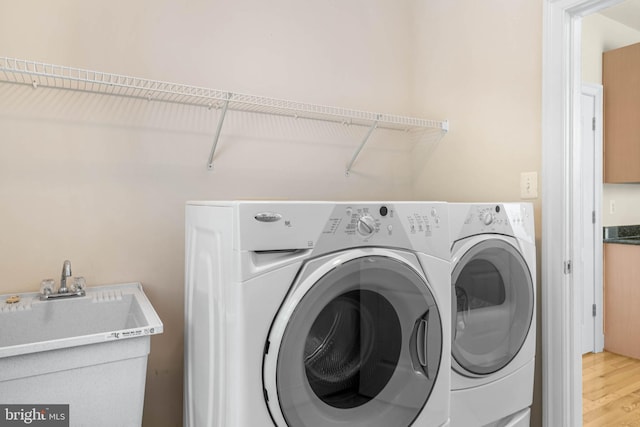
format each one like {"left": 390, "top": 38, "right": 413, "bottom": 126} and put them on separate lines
{"left": 450, "top": 203, "right": 535, "bottom": 243}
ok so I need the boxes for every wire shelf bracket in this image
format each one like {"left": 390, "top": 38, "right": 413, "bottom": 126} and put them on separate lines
{"left": 0, "top": 56, "right": 449, "bottom": 174}
{"left": 345, "top": 118, "right": 379, "bottom": 176}
{"left": 207, "top": 92, "right": 231, "bottom": 170}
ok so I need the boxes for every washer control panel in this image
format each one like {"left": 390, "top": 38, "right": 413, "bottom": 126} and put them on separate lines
{"left": 314, "top": 202, "right": 449, "bottom": 258}
{"left": 237, "top": 201, "right": 450, "bottom": 257}
{"left": 325, "top": 204, "right": 442, "bottom": 238}
{"left": 334, "top": 206, "right": 385, "bottom": 238}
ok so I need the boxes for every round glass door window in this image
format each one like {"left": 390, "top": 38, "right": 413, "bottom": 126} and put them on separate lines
{"left": 304, "top": 289, "right": 401, "bottom": 409}
{"left": 271, "top": 255, "right": 442, "bottom": 427}
{"left": 452, "top": 239, "right": 534, "bottom": 376}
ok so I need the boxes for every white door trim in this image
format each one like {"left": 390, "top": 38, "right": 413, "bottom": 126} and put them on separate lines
{"left": 542, "top": 1, "right": 621, "bottom": 426}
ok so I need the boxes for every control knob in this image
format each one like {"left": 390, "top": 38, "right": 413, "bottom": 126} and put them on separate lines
{"left": 357, "top": 215, "right": 377, "bottom": 237}
{"left": 481, "top": 212, "right": 494, "bottom": 226}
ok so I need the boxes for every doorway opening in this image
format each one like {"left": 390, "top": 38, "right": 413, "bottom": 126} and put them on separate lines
{"left": 542, "top": 0, "right": 624, "bottom": 425}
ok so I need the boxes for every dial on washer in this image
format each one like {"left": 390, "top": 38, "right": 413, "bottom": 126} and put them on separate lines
{"left": 357, "top": 215, "right": 376, "bottom": 237}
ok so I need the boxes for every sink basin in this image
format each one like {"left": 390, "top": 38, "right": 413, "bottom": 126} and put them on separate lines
{"left": 0, "top": 282, "right": 162, "bottom": 358}
{"left": 0, "top": 282, "right": 163, "bottom": 427}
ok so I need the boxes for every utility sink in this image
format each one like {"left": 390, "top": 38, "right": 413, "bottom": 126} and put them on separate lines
{"left": 0, "top": 282, "right": 162, "bottom": 358}
{"left": 0, "top": 282, "right": 163, "bottom": 427}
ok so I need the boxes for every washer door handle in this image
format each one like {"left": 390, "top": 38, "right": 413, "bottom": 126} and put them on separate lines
{"left": 416, "top": 317, "right": 428, "bottom": 368}
{"left": 411, "top": 311, "right": 436, "bottom": 379}
{"left": 411, "top": 309, "right": 440, "bottom": 380}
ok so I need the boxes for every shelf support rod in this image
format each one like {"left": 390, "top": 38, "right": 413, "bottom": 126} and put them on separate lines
{"left": 207, "top": 92, "right": 232, "bottom": 170}
{"left": 345, "top": 118, "right": 379, "bottom": 176}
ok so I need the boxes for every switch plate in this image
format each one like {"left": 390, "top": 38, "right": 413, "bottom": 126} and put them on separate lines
{"left": 610, "top": 200, "right": 616, "bottom": 214}
{"left": 520, "top": 172, "right": 538, "bottom": 199}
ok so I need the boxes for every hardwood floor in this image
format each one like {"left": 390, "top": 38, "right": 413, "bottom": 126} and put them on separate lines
{"left": 583, "top": 351, "right": 640, "bottom": 426}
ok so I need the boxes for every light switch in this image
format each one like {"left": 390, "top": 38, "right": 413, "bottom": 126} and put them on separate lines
{"left": 520, "top": 172, "right": 538, "bottom": 199}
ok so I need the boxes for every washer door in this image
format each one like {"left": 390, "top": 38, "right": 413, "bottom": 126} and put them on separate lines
{"left": 451, "top": 237, "right": 534, "bottom": 377}
{"left": 263, "top": 250, "right": 442, "bottom": 427}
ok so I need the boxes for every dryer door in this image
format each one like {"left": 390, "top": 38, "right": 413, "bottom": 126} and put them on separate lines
{"left": 451, "top": 237, "right": 534, "bottom": 376}
{"left": 263, "top": 250, "right": 442, "bottom": 427}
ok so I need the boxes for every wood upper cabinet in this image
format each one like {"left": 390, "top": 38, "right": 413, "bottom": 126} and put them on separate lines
{"left": 603, "top": 42, "right": 640, "bottom": 183}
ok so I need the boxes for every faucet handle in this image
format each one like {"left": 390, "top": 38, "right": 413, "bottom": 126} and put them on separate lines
{"left": 40, "top": 279, "right": 56, "bottom": 296}
{"left": 71, "top": 276, "right": 86, "bottom": 293}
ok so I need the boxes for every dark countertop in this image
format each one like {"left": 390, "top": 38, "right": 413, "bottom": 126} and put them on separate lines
{"left": 604, "top": 225, "right": 640, "bottom": 245}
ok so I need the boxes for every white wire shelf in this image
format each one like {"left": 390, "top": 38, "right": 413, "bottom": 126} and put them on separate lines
{"left": 0, "top": 56, "right": 448, "bottom": 173}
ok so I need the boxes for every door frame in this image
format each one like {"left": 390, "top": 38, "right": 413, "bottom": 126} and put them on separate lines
{"left": 542, "top": 1, "right": 621, "bottom": 426}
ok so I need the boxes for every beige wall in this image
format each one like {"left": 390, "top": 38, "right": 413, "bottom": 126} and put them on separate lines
{"left": 583, "top": 13, "right": 640, "bottom": 84}
{"left": 0, "top": 1, "right": 417, "bottom": 426}
{"left": 582, "top": 13, "right": 640, "bottom": 226}
{"left": 411, "top": 1, "right": 543, "bottom": 425}
{"left": 0, "top": 1, "right": 545, "bottom": 426}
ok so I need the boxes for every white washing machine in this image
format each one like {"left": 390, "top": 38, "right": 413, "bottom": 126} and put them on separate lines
{"left": 184, "top": 201, "right": 451, "bottom": 427}
{"left": 448, "top": 203, "right": 536, "bottom": 427}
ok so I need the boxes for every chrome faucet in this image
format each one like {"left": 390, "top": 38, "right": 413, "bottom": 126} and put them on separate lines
{"left": 40, "top": 260, "right": 86, "bottom": 300}
{"left": 59, "top": 260, "right": 72, "bottom": 294}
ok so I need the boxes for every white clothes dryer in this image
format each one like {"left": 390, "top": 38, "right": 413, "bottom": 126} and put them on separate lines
{"left": 184, "top": 201, "right": 451, "bottom": 427}
{"left": 448, "top": 203, "right": 536, "bottom": 427}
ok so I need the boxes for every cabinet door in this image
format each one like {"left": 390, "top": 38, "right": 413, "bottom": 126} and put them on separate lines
{"left": 604, "top": 243, "right": 640, "bottom": 358}
{"left": 603, "top": 43, "right": 640, "bottom": 183}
